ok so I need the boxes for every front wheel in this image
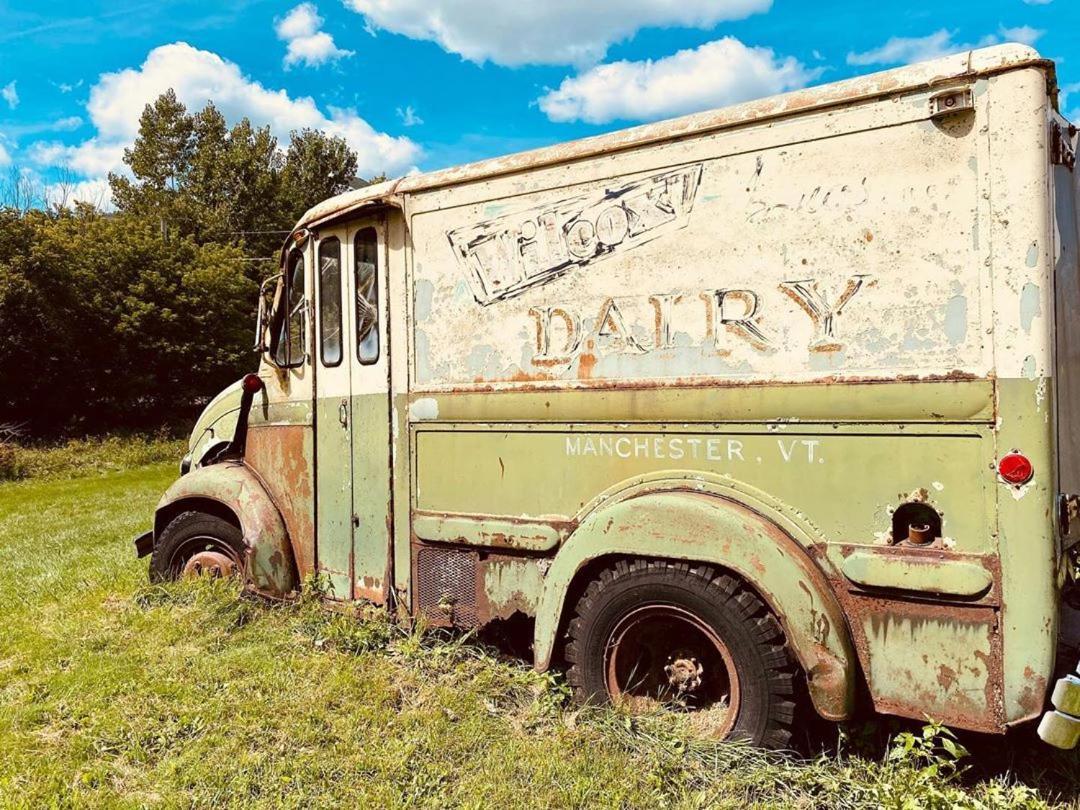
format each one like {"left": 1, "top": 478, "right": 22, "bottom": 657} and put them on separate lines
{"left": 150, "top": 511, "right": 246, "bottom": 582}
{"left": 565, "top": 559, "right": 799, "bottom": 748}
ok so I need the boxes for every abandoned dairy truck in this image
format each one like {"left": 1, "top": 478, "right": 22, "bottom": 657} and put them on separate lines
{"left": 134, "top": 43, "right": 1080, "bottom": 749}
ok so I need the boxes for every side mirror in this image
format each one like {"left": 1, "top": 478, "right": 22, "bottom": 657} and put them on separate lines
{"left": 254, "top": 273, "right": 283, "bottom": 355}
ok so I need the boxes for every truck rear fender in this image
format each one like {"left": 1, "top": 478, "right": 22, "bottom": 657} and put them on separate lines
{"left": 153, "top": 461, "right": 299, "bottom": 598}
{"left": 533, "top": 476, "right": 858, "bottom": 722}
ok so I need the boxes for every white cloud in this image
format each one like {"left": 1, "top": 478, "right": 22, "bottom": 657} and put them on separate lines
{"left": 0, "top": 140, "right": 11, "bottom": 168}
{"left": 28, "top": 42, "right": 418, "bottom": 189}
{"left": 1023, "top": 0, "right": 1052, "bottom": 5}
{"left": 999, "top": 25, "right": 1045, "bottom": 46}
{"left": 56, "top": 79, "right": 84, "bottom": 94}
{"left": 52, "top": 116, "right": 83, "bottom": 132}
{"left": 276, "top": 3, "right": 354, "bottom": 68}
{"left": 538, "top": 37, "right": 818, "bottom": 125}
{"left": 396, "top": 105, "right": 423, "bottom": 127}
{"left": 28, "top": 139, "right": 126, "bottom": 178}
{"left": 345, "top": 0, "right": 773, "bottom": 67}
{"left": 45, "top": 177, "right": 113, "bottom": 211}
{"left": 276, "top": 2, "right": 322, "bottom": 40}
{"left": 848, "top": 26, "right": 1043, "bottom": 67}
{"left": 1, "top": 81, "right": 18, "bottom": 110}
{"left": 847, "top": 30, "right": 969, "bottom": 66}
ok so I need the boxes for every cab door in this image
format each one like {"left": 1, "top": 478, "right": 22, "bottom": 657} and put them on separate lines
{"left": 313, "top": 234, "right": 354, "bottom": 599}
{"left": 347, "top": 221, "right": 392, "bottom": 603}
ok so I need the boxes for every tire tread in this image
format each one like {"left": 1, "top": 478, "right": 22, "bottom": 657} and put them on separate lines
{"left": 564, "top": 558, "right": 801, "bottom": 749}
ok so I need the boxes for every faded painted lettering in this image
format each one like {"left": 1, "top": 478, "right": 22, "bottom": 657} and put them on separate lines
{"left": 447, "top": 165, "right": 703, "bottom": 306}
{"left": 532, "top": 275, "right": 873, "bottom": 366}
{"left": 565, "top": 435, "right": 826, "bottom": 464}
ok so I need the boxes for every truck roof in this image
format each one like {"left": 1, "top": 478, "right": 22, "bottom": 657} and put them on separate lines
{"left": 294, "top": 43, "right": 1053, "bottom": 233}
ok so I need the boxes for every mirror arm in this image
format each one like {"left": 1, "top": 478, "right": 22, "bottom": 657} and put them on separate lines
{"left": 253, "top": 298, "right": 266, "bottom": 353}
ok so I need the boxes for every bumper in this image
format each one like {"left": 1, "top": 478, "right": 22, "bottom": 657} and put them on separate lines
{"left": 133, "top": 529, "right": 154, "bottom": 558}
{"left": 1038, "top": 668, "right": 1080, "bottom": 749}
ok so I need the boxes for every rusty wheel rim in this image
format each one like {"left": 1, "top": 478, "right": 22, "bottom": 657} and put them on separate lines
{"left": 180, "top": 540, "right": 240, "bottom": 579}
{"left": 604, "top": 604, "right": 740, "bottom": 738}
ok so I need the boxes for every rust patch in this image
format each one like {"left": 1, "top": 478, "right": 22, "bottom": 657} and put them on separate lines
{"left": 428, "top": 368, "right": 986, "bottom": 397}
{"left": 937, "top": 663, "right": 958, "bottom": 691}
{"left": 831, "top": 581, "right": 1006, "bottom": 733}
{"left": 246, "top": 425, "right": 316, "bottom": 579}
{"left": 577, "top": 341, "right": 598, "bottom": 381}
{"left": 407, "top": 540, "right": 542, "bottom": 628}
{"left": 1017, "top": 666, "right": 1049, "bottom": 718}
{"left": 355, "top": 576, "right": 383, "bottom": 604}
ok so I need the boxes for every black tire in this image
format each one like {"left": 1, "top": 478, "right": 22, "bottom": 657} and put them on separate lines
{"left": 150, "top": 511, "right": 246, "bottom": 583}
{"left": 565, "top": 559, "right": 798, "bottom": 749}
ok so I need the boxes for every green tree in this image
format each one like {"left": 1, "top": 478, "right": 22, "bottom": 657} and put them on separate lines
{"left": 109, "top": 90, "right": 194, "bottom": 227}
{"left": 0, "top": 205, "right": 255, "bottom": 435}
{"left": 280, "top": 128, "right": 360, "bottom": 219}
{"left": 110, "top": 92, "right": 364, "bottom": 262}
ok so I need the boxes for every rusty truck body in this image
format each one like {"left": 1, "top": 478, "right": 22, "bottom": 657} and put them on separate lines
{"left": 136, "top": 43, "right": 1080, "bottom": 748}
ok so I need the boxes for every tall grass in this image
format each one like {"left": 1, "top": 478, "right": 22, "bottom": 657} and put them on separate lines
{"left": 0, "top": 433, "right": 185, "bottom": 481}
{"left": 0, "top": 463, "right": 1074, "bottom": 807}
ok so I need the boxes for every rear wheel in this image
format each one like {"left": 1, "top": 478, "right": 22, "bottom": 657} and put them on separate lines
{"left": 150, "top": 511, "right": 246, "bottom": 583}
{"left": 565, "top": 559, "right": 798, "bottom": 748}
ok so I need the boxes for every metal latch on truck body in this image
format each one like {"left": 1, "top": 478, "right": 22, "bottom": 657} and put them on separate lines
{"left": 929, "top": 88, "right": 974, "bottom": 119}
{"left": 1051, "top": 121, "right": 1077, "bottom": 171}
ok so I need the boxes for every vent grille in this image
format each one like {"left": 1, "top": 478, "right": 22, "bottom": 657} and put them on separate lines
{"left": 416, "top": 546, "right": 479, "bottom": 628}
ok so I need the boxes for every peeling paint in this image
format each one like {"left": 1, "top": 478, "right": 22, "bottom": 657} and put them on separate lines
{"left": 1026, "top": 242, "right": 1040, "bottom": 268}
{"left": 944, "top": 294, "right": 969, "bottom": 346}
{"left": 1022, "top": 354, "right": 1038, "bottom": 380}
{"left": 408, "top": 397, "right": 439, "bottom": 421}
{"left": 414, "top": 278, "right": 435, "bottom": 323}
{"left": 1020, "top": 282, "right": 1042, "bottom": 333}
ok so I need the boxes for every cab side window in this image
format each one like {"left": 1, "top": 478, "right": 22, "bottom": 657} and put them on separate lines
{"left": 318, "top": 238, "right": 343, "bottom": 367}
{"left": 355, "top": 228, "right": 379, "bottom": 365}
{"left": 273, "top": 250, "right": 306, "bottom": 367}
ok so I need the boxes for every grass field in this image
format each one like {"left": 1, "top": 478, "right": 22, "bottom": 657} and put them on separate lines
{"left": 0, "top": 463, "right": 1077, "bottom": 808}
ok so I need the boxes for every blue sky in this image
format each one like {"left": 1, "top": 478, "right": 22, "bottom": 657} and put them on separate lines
{"left": 1, "top": 0, "right": 1078, "bottom": 206}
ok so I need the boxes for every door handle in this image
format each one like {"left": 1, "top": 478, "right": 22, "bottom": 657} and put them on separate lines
{"left": 339, "top": 398, "right": 349, "bottom": 428}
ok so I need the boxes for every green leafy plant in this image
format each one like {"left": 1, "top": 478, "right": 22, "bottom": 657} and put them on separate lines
{"left": 889, "top": 719, "right": 970, "bottom": 777}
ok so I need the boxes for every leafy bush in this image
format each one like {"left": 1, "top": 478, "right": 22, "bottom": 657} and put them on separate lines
{"left": 0, "top": 206, "right": 258, "bottom": 435}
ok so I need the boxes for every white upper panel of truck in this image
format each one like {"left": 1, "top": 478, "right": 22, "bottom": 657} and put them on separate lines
{"left": 294, "top": 44, "right": 1053, "bottom": 232}
{"left": 294, "top": 44, "right": 1062, "bottom": 391}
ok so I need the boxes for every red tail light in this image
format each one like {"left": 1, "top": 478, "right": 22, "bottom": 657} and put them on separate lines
{"left": 998, "top": 452, "right": 1034, "bottom": 486}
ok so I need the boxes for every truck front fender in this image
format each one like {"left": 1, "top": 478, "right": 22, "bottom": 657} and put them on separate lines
{"left": 154, "top": 461, "right": 299, "bottom": 598}
{"left": 533, "top": 480, "right": 857, "bottom": 722}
